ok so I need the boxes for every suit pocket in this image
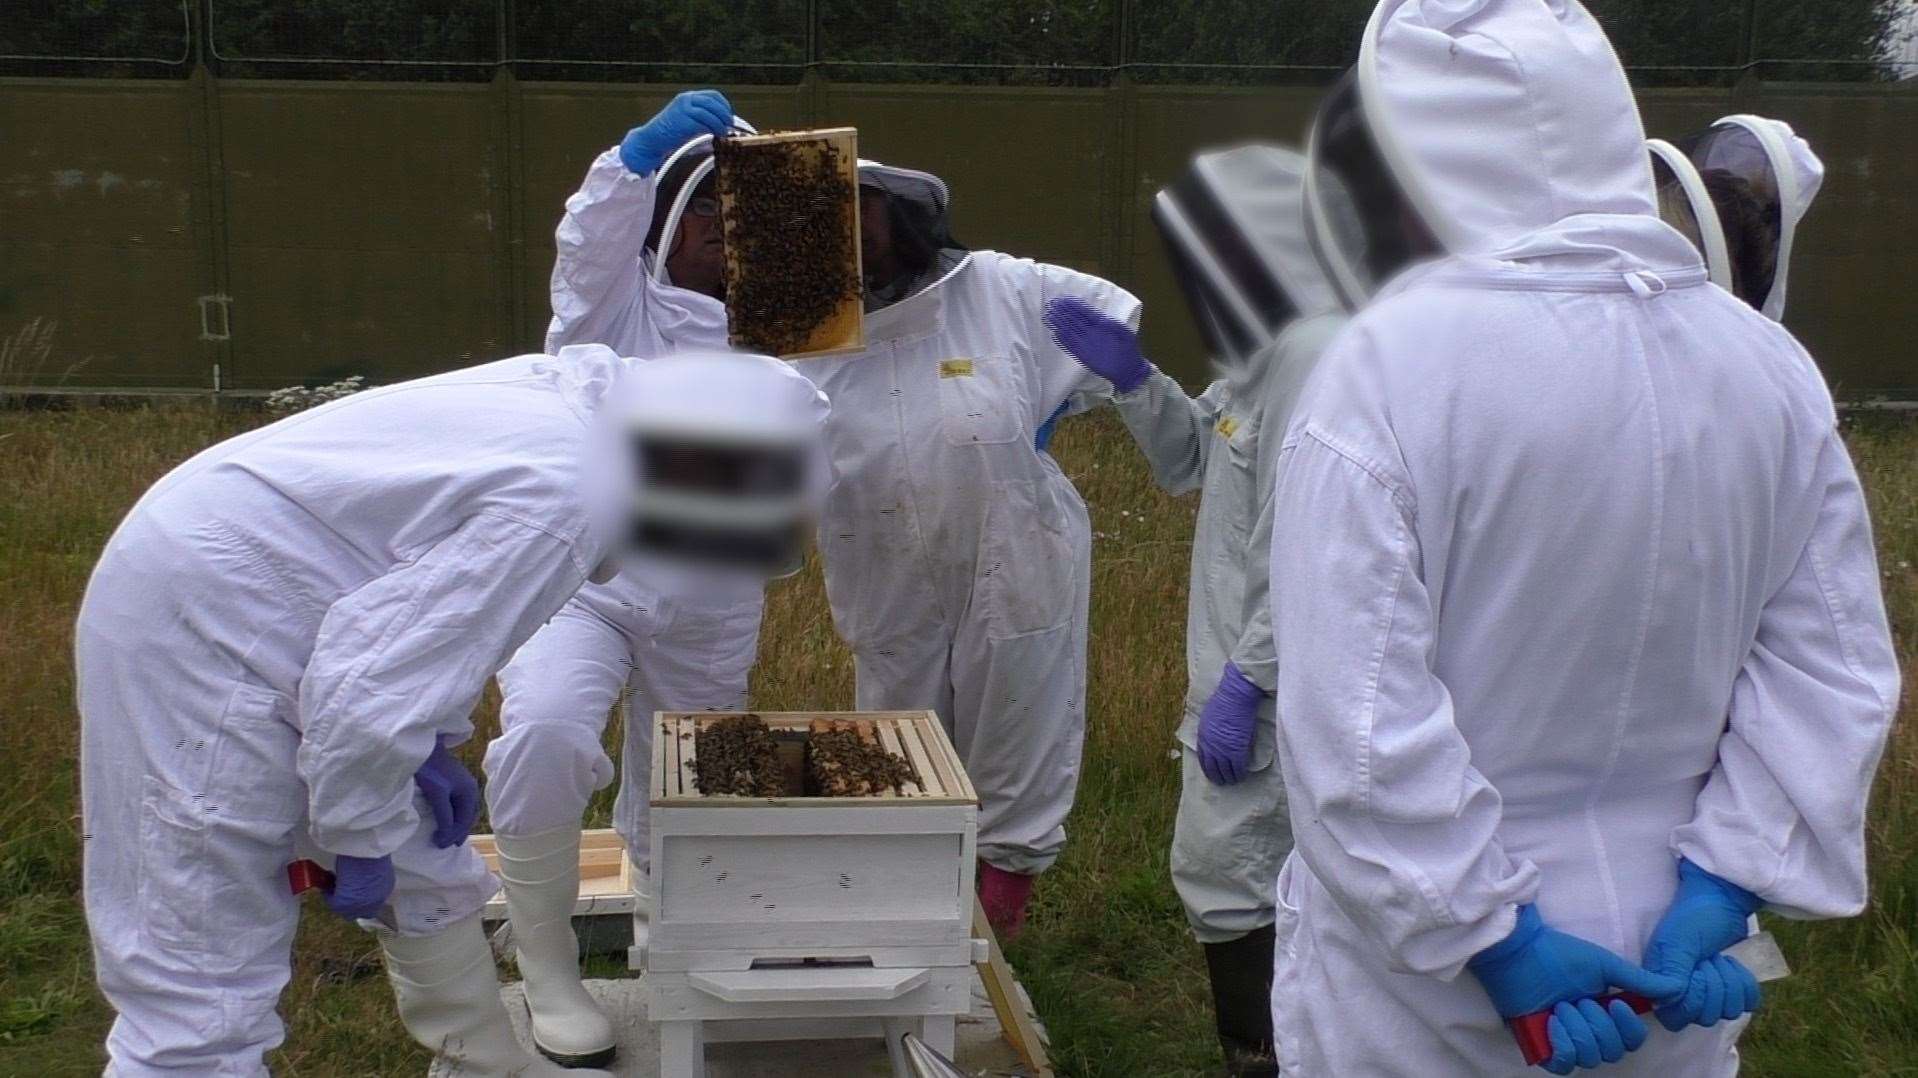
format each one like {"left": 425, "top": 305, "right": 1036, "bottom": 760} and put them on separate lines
{"left": 978, "top": 479, "right": 1076, "bottom": 638}
{"left": 136, "top": 684, "right": 304, "bottom": 973}
{"left": 937, "top": 356, "right": 1023, "bottom": 446}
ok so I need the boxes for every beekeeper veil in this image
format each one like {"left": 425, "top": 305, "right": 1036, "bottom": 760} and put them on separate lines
{"left": 645, "top": 118, "right": 759, "bottom": 282}
{"left": 857, "top": 161, "right": 968, "bottom": 310}
{"left": 1305, "top": 0, "right": 1657, "bottom": 310}
{"left": 1152, "top": 144, "right": 1341, "bottom": 382}
{"left": 588, "top": 351, "right": 831, "bottom": 583}
{"left": 1651, "top": 115, "right": 1824, "bottom": 320}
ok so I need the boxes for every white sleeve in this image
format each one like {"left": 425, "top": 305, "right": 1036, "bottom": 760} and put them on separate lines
{"left": 546, "top": 147, "right": 657, "bottom": 353}
{"left": 1111, "top": 372, "right": 1214, "bottom": 495}
{"left": 1229, "top": 410, "right": 1280, "bottom": 692}
{"left": 296, "top": 512, "right": 592, "bottom": 858}
{"left": 1671, "top": 429, "right": 1900, "bottom": 918}
{"left": 1028, "top": 260, "right": 1211, "bottom": 490}
{"left": 1271, "top": 428, "right": 1537, "bottom": 977}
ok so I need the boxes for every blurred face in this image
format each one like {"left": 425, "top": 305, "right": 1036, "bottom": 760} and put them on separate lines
{"left": 859, "top": 186, "right": 902, "bottom": 289}
{"left": 665, "top": 176, "right": 727, "bottom": 300}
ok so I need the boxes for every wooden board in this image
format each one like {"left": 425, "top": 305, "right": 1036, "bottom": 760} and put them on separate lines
{"left": 470, "top": 828, "right": 636, "bottom": 903}
{"left": 715, "top": 127, "right": 865, "bottom": 360}
{"left": 973, "top": 898, "right": 1055, "bottom": 1078}
{"left": 651, "top": 710, "right": 976, "bottom": 807}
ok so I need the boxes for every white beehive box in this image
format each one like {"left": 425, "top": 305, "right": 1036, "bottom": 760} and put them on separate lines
{"left": 648, "top": 710, "right": 979, "bottom": 974}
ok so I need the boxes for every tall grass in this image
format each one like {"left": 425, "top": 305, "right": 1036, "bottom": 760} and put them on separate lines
{"left": 0, "top": 405, "right": 1910, "bottom": 1075}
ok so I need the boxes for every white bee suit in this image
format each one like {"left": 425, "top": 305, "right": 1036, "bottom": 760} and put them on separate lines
{"left": 1268, "top": 2, "right": 1900, "bottom": 1076}
{"left": 798, "top": 232, "right": 1201, "bottom": 874}
{"left": 1133, "top": 143, "right": 1349, "bottom": 942}
{"left": 76, "top": 347, "right": 626, "bottom": 1074}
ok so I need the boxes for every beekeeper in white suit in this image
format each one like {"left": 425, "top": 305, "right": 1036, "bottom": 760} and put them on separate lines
{"left": 76, "top": 344, "right": 828, "bottom": 1077}
{"left": 1648, "top": 114, "right": 1824, "bottom": 320}
{"left": 1268, "top": 1, "right": 1899, "bottom": 1075}
{"left": 534, "top": 90, "right": 1200, "bottom": 956}
{"left": 479, "top": 92, "right": 777, "bottom": 1068}
{"left": 1045, "top": 144, "right": 1345, "bottom": 1078}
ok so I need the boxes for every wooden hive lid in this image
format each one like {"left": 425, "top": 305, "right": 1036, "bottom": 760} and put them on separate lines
{"left": 651, "top": 710, "right": 978, "bottom": 807}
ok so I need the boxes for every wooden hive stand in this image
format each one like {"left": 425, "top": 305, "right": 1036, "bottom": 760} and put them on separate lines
{"left": 647, "top": 710, "right": 980, "bottom": 1078}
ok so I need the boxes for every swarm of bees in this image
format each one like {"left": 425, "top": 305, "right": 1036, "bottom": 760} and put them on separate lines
{"left": 693, "top": 714, "right": 787, "bottom": 797}
{"left": 714, "top": 132, "right": 861, "bottom": 357}
{"left": 804, "top": 719, "right": 922, "bottom": 797}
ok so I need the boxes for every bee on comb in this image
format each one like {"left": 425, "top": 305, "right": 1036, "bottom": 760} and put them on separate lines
{"left": 713, "top": 128, "right": 866, "bottom": 359}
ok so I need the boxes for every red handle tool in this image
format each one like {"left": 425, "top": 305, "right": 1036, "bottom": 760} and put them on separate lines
{"left": 1509, "top": 993, "right": 1654, "bottom": 1066}
{"left": 287, "top": 858, "right": 336, "bottom": 896}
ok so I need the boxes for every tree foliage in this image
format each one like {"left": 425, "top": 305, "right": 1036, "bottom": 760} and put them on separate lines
{"left": 0, "top": 0, "right": 189, "bottom": 63}
{"left": 819, "top": 0, "right": 1115, "bottom": 84}
{"left": 1, "top": 0, "right": 1904, "bottom": 83}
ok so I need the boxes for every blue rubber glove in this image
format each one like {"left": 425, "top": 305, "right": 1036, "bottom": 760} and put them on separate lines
{"left": 1034, "top": 400, "right": 1070, "bottom": 453}
{"left": 1641, "top": 859, "right": 1765, "bottom": 1031}
{"left": 413, "top": 738, "right": 480, "bottom": 849}
{"left": 1469, "top": 905, "right": 1682, "bottom": 1074}
{"left": 1196, "top": 663, "right": 1265, "bottom": 786}
{"left": 1042, "top": 296, "right": 1152, "bottom": 394}
{"left": 619, "top": 90, "right": 734, "bottom": 176}
{"left": 325, "top": 854, "right": 395, "bottom": 922}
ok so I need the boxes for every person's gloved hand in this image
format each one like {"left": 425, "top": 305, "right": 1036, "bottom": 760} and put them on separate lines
{"left": 1641, "top": 859, "right": 1764, "bottom": 1031}
{"left": 1196, "top": 663, "right": 1265, "bottom": 785}
{"left": 619, "top": 90, "right": 734, "bottom": 176}
{"left": 1043, "top": 296, "right": 1153, "bottom": 394}
{"left": 325, "top": 854, "right": 395, "bottom": 922}
{"left": 413, "top": 738, "right": 481, "bottom": 849}
{"left": 1468, "top": 904, "right": 1682, "bottom": 1074}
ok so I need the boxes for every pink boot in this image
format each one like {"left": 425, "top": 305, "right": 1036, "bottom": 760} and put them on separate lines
{"left": 978, "top": 862, "right": 1037, "bottom": 941}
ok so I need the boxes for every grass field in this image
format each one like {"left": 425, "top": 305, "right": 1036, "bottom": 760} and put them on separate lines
{"left": 0, "top": 404, "right": 1911, "bottom": 1076}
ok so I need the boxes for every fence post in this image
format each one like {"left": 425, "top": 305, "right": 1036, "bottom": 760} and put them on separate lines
{"left": 188, "top": 0, "right": 236, "bottom": 391}
{"left": 1104, "top": 0, "right": 1139, "bottom": 330}
{"left": 492, "top": 0, "right": 531, "bottom": 352}
{"left": 802, "top": 0, "right": 825, "bottom": 127}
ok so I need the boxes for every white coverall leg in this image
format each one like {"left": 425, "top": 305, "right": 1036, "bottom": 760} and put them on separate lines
{"left": 487, "top": 577, "right": 762, "bottom": 867}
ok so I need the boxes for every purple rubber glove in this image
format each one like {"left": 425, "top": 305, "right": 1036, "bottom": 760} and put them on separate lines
{"left": 620, "top": 89, "right": 734, "bottom": 176}
{"left": 414, "top": 738, "right": 480, "bottom": 849}
{"left": 325, "top": 853, "right": 395, "bottom": 922}
{"left": 1043, "top": 296, "right": 1152, "bottom": 394}
{"left": 1197, "top": 662, "right": 1266, "bottom": 785}
{"left": 1642, "top": 859, "right": 1765, "bottom": 1031}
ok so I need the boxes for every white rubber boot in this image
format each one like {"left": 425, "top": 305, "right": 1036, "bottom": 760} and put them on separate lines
{"left": 379, "top": 912, "right": 607, "bottom": 1077}
{"left": 496, "top": 827, "right": 618, "bottom": 1068}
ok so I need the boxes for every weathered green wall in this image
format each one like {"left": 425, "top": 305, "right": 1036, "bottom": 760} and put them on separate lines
{"left": 3, "top": 74, "right": 1913, "bottom": 396}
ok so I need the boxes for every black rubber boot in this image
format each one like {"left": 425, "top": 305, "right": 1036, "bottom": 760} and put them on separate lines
{"left": 1202, "top": 924, "right": 1280, "bottom": 1078}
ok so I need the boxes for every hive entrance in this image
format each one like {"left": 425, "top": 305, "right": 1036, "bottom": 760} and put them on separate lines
{"left": 713, "top": 127, "right": 865, "bottom": 359}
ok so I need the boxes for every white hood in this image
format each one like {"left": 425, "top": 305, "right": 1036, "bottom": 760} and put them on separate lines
{"left": 1359, "top": 0, "right": 1692, "bottom": 272}
{"left": 585, "top": 350, "right": 832, "bottom": 582}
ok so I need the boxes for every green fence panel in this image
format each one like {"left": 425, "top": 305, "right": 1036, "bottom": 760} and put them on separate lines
{"left": 820, "top": 85, "right": 1119, "bottom": 275}
{"left": 3, "top": 73, "right": 1913, "bottom": 399}
{"left": 1744, "top": 85, "right": 1918, "bottom": 400}
{"left": 0, "top": 78, "right": 215, "bottom": 389}
{"left": 215, "top": 81, "right": 505, "bottom": 387}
